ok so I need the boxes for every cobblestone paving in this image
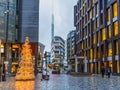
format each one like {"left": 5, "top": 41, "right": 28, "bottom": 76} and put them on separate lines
{"left": 1, "top": 74, "right": 120, "bottom": 90}
{"left": 35, "top": 74, "right": 120, "bottom": 90}
{"left": 0, "top": 77, "right": 15, "bottom": 90}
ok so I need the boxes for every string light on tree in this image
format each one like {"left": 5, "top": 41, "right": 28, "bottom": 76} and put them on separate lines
{"left": 16, "top": 37, "right": 35, "bottom": 80}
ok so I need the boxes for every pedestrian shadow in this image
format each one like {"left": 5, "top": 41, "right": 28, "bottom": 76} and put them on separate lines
{"left": 15, "top": 80, "right": 35, "bottom": 90}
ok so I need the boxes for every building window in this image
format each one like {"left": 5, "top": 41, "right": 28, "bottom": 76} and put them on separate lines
{"left": 115, "top": 40, "right": 118, "bottom": 55}
{"left": 88, "top": 11, "right": 90, "bottom": 20}
{"left": 90, "top": 49, "right": 93, "bottom": 59}
{"left": 84, "top": 51, "right": 86, "bottom": 57}
{"left": 113, "top": 2, "right": 118, "bottom": 18}
{"left": 96, "top": 3, "right": 99, "bottom": 15}
{"left": 94, "top": 20, "right": 96, "bottom": 30}
{"left": 102, "top": 28, "right": 106, "bottom": 40}
{"left": 107, "top": 8, "right": 110, "bottom": 22}
{"left": 82, "top": 42, "right": 83, "bottom": 49}
{"left": 92, "top": 7, "right": 94, "bottom": 18}
{"left": 93, "top": 34, "right": 96, "bottom": 44}
{"left": 113, "top": 21, "right": 118, "bottom": 36}
{"left": 90, "top": 10, "right": 92, "bottom": 19}
{"left": 87, "top": 39, "right": 89, "bottom": 47}
{"left": 97, "top": 47, "right": 100, "bottom": 58}
{"left": 108, "top": 43, "right": 112, "bottom": 56}
{"left": 100, "top": 13, "right": 103, "bottom": 25}
{"left": 100, "top": 0, "right": 103, "bottom": 11}
{"left": 107, "top": 0, "right": 110, "bottom": 4}
{"left": 96, "top": 18, "right": 99, "bottom": 28}
{"left": 107, "top": 25, "right": 111, "bottom": 38}
{"left": 93, "top": 48, "right": 96, "bottom": 59}
{"left": 92, "top": 0, "right": 94, "bottom": 4}
{"left": 98, "top": 31, "right": 101, "bottom": 43}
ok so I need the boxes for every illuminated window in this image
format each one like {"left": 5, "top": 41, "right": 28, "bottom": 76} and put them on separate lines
{"left": 84, "top": 51, "right": 86, "bottom": 57}
{"left": 107, "top": 8, "right": 110, "bottom": 21}
{"left": 93, "top": 48, "right": 96, "bottom": 59}
{"left": 92, "top": 0, "right": 94, "bottom": 4}
{"left": 93, "top": 34, "right": 96, "bottom": 44}
{"left": 113, "top": 21, "right": 118, "bottom": 36}
{"left": 82, "top": 42, "right": 83, "bottom": 49}
{"left": 113, "top": 2, "right": 118, "bottom": 18}
{"left": 115, "top": 40, "right": 118, "bottom": 55}
{"left": 90, "top": 49, "right": 93, "bottom": 59}
{"left": 107, "top": 25, "right": 111, "bottom": 38}
{"left": 102, "top": 28, "right": 106, "bottom": 40}
{"left": 108, "top": 43, "right": 112, "bottom": 56}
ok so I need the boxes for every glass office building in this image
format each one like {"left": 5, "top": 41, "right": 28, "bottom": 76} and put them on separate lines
{"left": 0, "top": 0, "right": 19, "bottom": 78}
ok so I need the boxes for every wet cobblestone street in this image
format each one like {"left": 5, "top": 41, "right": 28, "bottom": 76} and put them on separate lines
{"left": 1, "top": 74, "right": 120, "bottom": 90}
{"left": 35, "top": 74, "right": 120, "bottom": 90}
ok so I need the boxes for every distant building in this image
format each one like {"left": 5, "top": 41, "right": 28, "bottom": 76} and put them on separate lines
{"left": 67, "top": 30, "right": 75, "bottom": 71}
{"left": 51, "top": 36, "right": 65, "bottom": 68}
{"left": 46, "top": 52, "right": 51, "bottom": 64}
{"left": 37, "top": 42, "right": 45, "bottom": 68}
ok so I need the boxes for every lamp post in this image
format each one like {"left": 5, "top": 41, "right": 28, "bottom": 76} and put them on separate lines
{"left": 44, "top": 51, "right": 47, "bottom": 75}
{"left": 2, "top": 0, "right": 9, "bottom": 81}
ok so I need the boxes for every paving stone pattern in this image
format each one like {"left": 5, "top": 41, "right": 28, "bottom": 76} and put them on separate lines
{"left": 35, "top": 74, "right": 120, "bottom": 90}
{"left": 1, "top": 74, "right": 120, "bottom": 90}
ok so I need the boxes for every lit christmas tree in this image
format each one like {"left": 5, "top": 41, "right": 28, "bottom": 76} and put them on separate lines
{"left": 16, "top": 37, "right": 35, "bottom": 80}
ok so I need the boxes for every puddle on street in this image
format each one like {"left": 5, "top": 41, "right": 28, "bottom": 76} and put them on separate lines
{"left": 15, "top": 80, "right": 35, "bottom": 90}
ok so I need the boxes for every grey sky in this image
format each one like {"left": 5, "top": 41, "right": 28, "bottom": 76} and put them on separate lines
{"left": 39, "top": 0, "right": 77, "bottom": 51}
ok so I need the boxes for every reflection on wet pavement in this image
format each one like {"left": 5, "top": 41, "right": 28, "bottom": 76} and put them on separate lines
{"left": 15, "top": 80, "right": 35, "bottom": 90}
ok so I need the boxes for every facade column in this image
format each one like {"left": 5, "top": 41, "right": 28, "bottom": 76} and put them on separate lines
{"left": 75, "top": 56, "right": 78, "bottom": 72}
{"left": 84, "top": 57, "right": 87, "bottom": 72}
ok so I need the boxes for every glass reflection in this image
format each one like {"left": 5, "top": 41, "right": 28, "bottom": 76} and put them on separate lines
{"left": 15, "top": 80, "right": 35, "bottom": 90}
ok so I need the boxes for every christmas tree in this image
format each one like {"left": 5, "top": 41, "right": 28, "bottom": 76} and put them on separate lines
{"left": 16, "top": 37, "right": 35, "bottom": 80}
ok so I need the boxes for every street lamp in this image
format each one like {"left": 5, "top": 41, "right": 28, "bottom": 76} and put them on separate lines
{"left": 2, "top": 0, "right": 10, "bottom": 81}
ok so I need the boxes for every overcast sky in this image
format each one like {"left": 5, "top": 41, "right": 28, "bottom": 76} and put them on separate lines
{"left": 39, "top": 0, "right": 77, "bottom": 52}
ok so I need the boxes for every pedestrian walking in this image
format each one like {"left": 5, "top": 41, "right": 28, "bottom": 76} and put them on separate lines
{"left": 106, "top": 66, "right": 111, "bottom": 78}
{"left": 101, "top": 65, "right": 105, "bottom": 78}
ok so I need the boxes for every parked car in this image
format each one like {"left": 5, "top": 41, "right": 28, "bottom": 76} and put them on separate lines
{"left": 52, "top": 69, "right": 60, "bottom": 74}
